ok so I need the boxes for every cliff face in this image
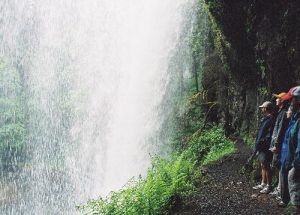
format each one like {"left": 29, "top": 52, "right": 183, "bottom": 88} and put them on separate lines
{"left": 201, "top": 0, "right": 300, "bottom": 134}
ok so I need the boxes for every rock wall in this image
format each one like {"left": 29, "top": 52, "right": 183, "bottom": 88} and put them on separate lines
{"left": 201, "top": 0, "right": 300, "bottom": 134}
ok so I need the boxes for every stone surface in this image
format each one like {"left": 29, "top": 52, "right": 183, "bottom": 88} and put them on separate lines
{"left": 200, "top": 0, "right": 300, "bottom": 133}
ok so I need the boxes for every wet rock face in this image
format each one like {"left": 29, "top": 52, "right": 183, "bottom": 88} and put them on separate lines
{"left": 251, "top": 0, "right": 300, "bottom": 90}
{"left": 202, "top": 0, "right": 300, "bottom": 134}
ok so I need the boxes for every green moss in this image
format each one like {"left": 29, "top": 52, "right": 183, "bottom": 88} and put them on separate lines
{"left": 203, "top": 1, "right": 232, "bottom": 72}
{"left": 205, "top": 0, "right": 223, "bottom": 18}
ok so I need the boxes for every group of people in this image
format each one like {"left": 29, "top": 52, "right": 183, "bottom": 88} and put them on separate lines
{"left": 252, "top": 86, "right": 300, "bottom": 213}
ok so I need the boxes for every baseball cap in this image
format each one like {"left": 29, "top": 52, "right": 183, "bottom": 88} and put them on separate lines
{"left": 281, "top": 87, "right": 296, "bottom": 101}
{"left": 272, "top": 92, "right": 287, "bottom": 98}
{"left": 291, "top": 86, "right": 300, "bottom": 98}
{"left": 259, "top": 101, "right": 273, "bottom": 108}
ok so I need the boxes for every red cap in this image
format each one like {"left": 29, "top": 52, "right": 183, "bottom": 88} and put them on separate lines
{"left": 281, "top": 87, "right": 296, "bottom": 101}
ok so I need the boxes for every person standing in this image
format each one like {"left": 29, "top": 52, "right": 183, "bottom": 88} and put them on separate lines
{"left": 253, "top": 101, "right": 275, "bottom": 194}
{"left": 285, "top": 86, "right": 300, "bottom": 214}
{"left": 269, "top": 92, "right": 289, "bottom": 196}
{"left": 278, "top": 105, "right": 295, "bottom": 207}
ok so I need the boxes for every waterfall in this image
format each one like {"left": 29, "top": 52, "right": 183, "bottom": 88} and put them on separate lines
{"left": 0, "top": 0, "right": 195, "bottom": 214}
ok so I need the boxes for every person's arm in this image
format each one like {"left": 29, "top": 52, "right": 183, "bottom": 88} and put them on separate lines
{"left": 265, "top": 118, "right": 274, "bottom": 144}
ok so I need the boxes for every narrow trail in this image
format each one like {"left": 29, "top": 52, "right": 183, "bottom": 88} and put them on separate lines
{"left": 174, "top": 140, "right": 288, "bottom": 215}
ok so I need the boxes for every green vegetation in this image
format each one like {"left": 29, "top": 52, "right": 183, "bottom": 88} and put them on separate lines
{"left": 241, "top": 132, "right": 256, "bottom": 147}
{"left": 202, "top": 135, "right": 236, "bottom": 165}
{"left": 79, "top": 154, "right": 195, "bottom": 215}
{"left": 80, "top": 127, "right": 235, "bottom": 215}
{"left": 0, "top": 58, "right": 26, "bottom": 171}
{"left": 287, "top": 202, "right": 295, "bottom": 215}
{"left": 204, "top": 0, "right": 232, "bottom": 72}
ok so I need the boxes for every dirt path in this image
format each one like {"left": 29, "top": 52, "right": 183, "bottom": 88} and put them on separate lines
{"left": 174, "top": 139, "right": 288, "bottom": 215}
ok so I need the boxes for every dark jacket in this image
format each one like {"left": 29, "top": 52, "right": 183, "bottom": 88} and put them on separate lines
{"left": 255, "top": 114, "right": 275, "bottom": 152}
{"left": 283, "top": 111, "right": 300, "bottom": 170}
{"left": 269, "top": 106, "right": 288, "bottom": 150}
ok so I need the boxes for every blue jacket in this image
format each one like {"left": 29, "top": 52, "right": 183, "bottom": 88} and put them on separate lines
{"left": 295, "top": 123, "right": 300, "bottom": 170}
{"left": 283, "top": 111, "right": 300, "bottom": 170}
{"left": 280, "top": 118, "right": 293, "bottom": 167}
{"left": 255, "top": 114, "right": 275, "bottom": 152}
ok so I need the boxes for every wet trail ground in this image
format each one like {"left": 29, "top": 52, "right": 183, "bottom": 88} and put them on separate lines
{"left": 174, "top": 140, "right": 289, "bottom": 215}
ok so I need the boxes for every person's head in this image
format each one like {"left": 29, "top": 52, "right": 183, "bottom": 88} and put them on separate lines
{"left": 291, "top": 86, "right": 300, "bottom": 110}
{"left": 276, "top": 98, "right": 282, "bottom": 106}
{"left": 273, "top": 92, "right": 287, "bottom": 107}
{"left": 259, "top": 101, "right": 273, "bottom": 115}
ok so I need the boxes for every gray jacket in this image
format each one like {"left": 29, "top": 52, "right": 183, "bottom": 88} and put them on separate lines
{"left": 269, "top": 106, "right": 288, "bottom": 150}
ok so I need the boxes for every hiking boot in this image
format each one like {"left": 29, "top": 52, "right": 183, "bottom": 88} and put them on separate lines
{"left": 253, "top": 183, "right": 266, "bottom": 190}
{"left": 260, "top": 185, "right": 271, "bottom": 194}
